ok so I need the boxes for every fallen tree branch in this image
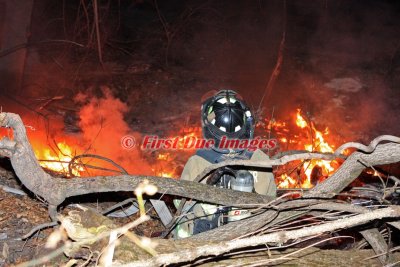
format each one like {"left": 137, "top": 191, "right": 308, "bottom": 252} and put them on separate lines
{"left": 118, "top": 206, "right": 400, "bottom": 267}
{"left": 335, "top": 135, "right": 400, "bottom": 154}
{"left": 309, "top": 142, "right": 400, "bottom": 198}
{"left": 0, "top": 113, "right": 276, "bottom": 219}
{"left": 61, "top": 175, "right": 275, "bottom": 208}
{"left": 304, "top": 202, "right": 370, "bottom": 214}
{"left": 3, "top": 112, "right": 400, "bottom": 265}
{"left": 194, "top": 135, "right": 400, "bottom": 183}
{"left": 1, "top": 111, "right": 400, "bottom": 234}
{"left": 360, "top": 228, "right": 395, "bottom": 265}
{"left": 190, "top": 140, "right": 400, "bottom": 242}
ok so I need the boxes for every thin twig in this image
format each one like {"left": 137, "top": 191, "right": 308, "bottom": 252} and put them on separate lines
{"left": 92, "top": 0, "right": 103, "bottom": 65}
{"left": 15, "top": 242, "right": 71, "bottom": 267}
{"left": 21, "top": 222, "right": 58, "bottom": 240}
{"left": 257, "top": 0, "right": 286, "bottom": 111}
{"left": 68, "top": 154, "right": 128, "bottom": 177}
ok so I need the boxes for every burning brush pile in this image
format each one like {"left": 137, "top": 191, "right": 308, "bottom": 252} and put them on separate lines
{"left": 19, "top": 88, "right": 345, "bottom": 190}
{"left": 20, "top": 88, "right": 162, "bottom": 178}
{"left": 1, "top": 95, "right": 400, "bottom": 266}
{"left": 8, "top": 88, "right": 399, "bottom": 211}
{"left": 0, "top": 88, "right": 400, "bottom": 266}
{"left": 265, "top": 109, "right": 344, "bottom": 189}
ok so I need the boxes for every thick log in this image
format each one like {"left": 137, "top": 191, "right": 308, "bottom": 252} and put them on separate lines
{"left": 61, "top": 175, "right": 274, "bottom": 208}
{"left": 309, "top": 142, "right": 400, "bottom": 197}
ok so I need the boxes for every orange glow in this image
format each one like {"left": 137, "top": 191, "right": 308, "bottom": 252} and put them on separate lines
{"left": 34, "top": 141, "right": 84, "bottom": 177}
{"left": 278, "top": 173, "right": 297, "bottom": 188}
{"left": 157, "top": 171, "right": 175, "bottom": 178}
{"left": 147, "top": 127, "right": 202, "bottom": 179}
{"left": 273, "top": 109, "right": 339, "bottom": 189}
{"left": 157, "top": 152, "right": 170, "bottom": 160}
{"left": 14, "top": 100, "right": 339, "bottom": 187}
{"left": 296, "top": 109, "right": 308, "bottom": 129}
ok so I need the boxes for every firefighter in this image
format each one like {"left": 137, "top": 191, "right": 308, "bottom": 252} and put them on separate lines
{"left": 174, "top": 90, "right": 277, "bottom": 239}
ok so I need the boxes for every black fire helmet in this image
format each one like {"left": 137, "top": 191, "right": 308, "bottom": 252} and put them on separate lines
{"left": 201, "top": 90, "right": 254, "bottom": 148}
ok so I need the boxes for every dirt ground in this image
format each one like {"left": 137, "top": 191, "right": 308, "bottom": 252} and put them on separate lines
{"left": 0, "top": 169, "right": 50, "bottom": 265}
{"left": 0, "top": 163, "right": 167, "bottom": 266}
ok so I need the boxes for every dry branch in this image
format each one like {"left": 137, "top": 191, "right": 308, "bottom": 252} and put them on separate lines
{"left": 1, "top": 112, "right": 400, "bottom": 226}
{"left": 194, "top": 135, "right": 400, "bottom": 183}
{"left": 309, "top": 141, "right": 400, "bottom": 197}
{"left": 117, "top": 206, "right": 400, "bottom": 267}
{"left": 3, "top": 112, "right": 400, "bottom": 265}
{"left": 0, "top": 112, "right": 275, "bottom": 219}
{"left": 189, "top": 140, "right": 400, "bottom": 242}
{"left": 360, "top": 228, "right": 395, "bottom": 265}
{"left": 257, "top": 0, "right": 286, "bottom": 111}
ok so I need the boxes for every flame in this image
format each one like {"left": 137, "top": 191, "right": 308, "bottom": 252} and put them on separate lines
{"left": 152, "top": 127, "right": 202, "bottom": 178}
{"left": 275, "top": 109, "right": 339, "bottom": 189}
{"left": 157, "top": 171, "right": 175, "bottom": 178}
{"left": 35, "top": 141, "right": 83, "bottom": 177}
{"left": 157, "top": 152, "right": 170, "bottom": 160}
{"left": 366, "top": 169, "right": 380, "bottom": 177}
{"left": 280, "top": 137, "right": 288, "bottom": 143}
{"left": 11, "top": 97, "right": 338, "bottom": 187}
{"left": 154, "top": 152, "right": 176, "bottom": 177}
{"left": 278, "top": 173, "right": 297, "bottom": 188}
{"left": 295, "top": 109, "right": 308, "bottom": 129}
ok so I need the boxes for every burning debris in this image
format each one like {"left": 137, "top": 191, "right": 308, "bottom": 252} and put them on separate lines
{"left": 26, "top": 97, "right": 343, "bottom": 186}
{"left": 24, "top": 88, "right": 156, "bottom": 178}
{"left": 35, "top": 141, "right": 84, "bottom": 177}
{"left": 2, "top": 108, "right": 400, "bottom": 266}
{"left": 263, "top": 108, "right": 342, "bottom": 189}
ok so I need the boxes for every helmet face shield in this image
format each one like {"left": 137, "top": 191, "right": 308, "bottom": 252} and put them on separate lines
{"left": 201, "top": 90, "right": 254, "bottom": 148}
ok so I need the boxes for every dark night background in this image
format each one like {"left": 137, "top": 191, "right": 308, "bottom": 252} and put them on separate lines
{"left": 1, "top": 0, "right": 400, "bottom": 146}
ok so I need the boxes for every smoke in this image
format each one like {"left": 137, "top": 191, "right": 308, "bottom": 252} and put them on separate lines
{"left": 278, "top": 1, "right": 400, "bottom": 142}
{"left": 178, "top": 1, "right": 400, "bottom": 142}
{"left": 75, "top": 87, "right": 153, "bottom": 175}
{"left": 2, "top": 88, "right": 154, "bottom": 176}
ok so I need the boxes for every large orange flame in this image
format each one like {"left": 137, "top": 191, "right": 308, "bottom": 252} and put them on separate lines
{"left": 276, "top": 109, "right": 338, "bottom": 188}
{"left": 21, "top": 103, "right": 338, "bottom": 186}
{"left": 34, "top": 141, "right": 84, "bottom": 177}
